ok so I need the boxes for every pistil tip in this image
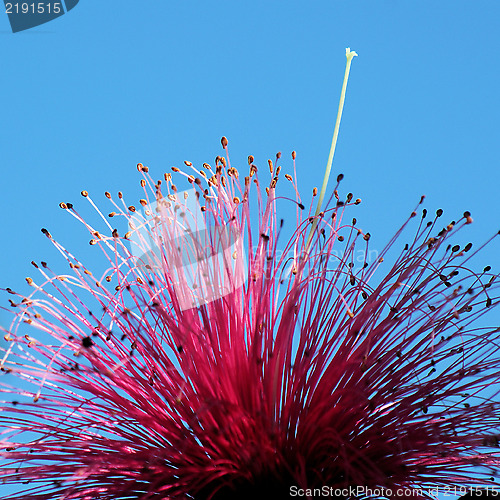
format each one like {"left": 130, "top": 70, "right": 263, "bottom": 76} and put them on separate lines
{"left": 346, "top": 48, "right": 358, "bottom": 60}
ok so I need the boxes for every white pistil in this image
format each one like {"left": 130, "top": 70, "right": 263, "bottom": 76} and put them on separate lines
{"left": 305, "top": 47, "right": 358, "bottom": 252}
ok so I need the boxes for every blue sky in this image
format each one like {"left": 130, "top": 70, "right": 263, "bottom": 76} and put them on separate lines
{"left": 1, "top": 1, "right": 500, "bottom": 290}
{"left": 1, "top": 0, "right": 500, "bottom": 496}
{"left": 1, "top": 1, "right": 500, "bottom": 294}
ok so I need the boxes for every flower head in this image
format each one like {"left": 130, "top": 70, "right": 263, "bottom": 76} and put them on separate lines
{"left": 1, "top": 141, "right": 500, "bottom": 499}
{"left": 2, "top": 52, "right": 500, "bottom": 499}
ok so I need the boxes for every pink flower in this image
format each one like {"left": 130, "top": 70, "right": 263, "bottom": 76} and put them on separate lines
{"left": 1, "top": 140, "right": 500, "bottom": 499}
{"left": 1, "top": 51, "right": 500, "bottom": 499}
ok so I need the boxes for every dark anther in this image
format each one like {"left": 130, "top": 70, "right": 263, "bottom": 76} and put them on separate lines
{"left": 436, "top": 209, "right": 443, "bottom": 217}
{"left": 337, "top": 174, "right": 344, "bottom": 182}
{"left": 81, "top": 336, "right": 93, "bottom": 348}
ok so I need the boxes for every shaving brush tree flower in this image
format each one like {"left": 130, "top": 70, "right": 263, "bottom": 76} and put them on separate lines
{"left": 1, "top": 49, "right": 500, "bottom": 500}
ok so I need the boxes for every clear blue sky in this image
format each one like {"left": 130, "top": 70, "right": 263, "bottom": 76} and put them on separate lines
{"left": 1, "top": 1, "right": 500, "bottom": 290}
{"left": 1, "top": 0, "right": 500, "bottom": 496}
